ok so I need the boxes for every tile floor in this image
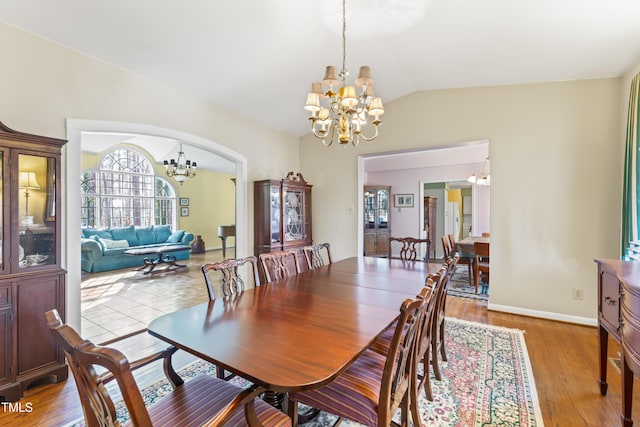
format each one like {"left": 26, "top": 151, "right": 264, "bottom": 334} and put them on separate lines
{"left": 80, "top": 250, "right": 224, "bottom": 343}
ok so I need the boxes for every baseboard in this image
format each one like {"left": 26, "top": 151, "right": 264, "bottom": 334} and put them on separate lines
{"left": 487, "top": 302, "right": 598, "bottom": 327}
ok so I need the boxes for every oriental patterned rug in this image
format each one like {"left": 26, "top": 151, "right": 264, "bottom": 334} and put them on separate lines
{"left": 447, "top": 265, "right": 489, "bottom": 302}
{"left": 67, "top": 318, "right": 543, "bottom": 427}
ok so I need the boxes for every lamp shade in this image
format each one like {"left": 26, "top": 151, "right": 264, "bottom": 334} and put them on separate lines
{"left": 19, "top": 171, "right": 40, "bottom": 189}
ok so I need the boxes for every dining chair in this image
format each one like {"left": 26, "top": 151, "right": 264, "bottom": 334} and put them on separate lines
{"left": 302, "top": 243, "right": 332, "bottom": 270}
{"left": 448, "top": 234, "right": 473, "bottom": 286}
{"left": 447, "top": 233, "right": 456, "bottom": 250}
{"left": 201, "top": 255, "right": 260, "bottom": 380}
{"left": 259, "top": 250, "right": 301, "bottom": 283}
{"left": 441, "top": 235, "right": 451, "bottom": 259}
{"left": 287, "top": 294, "right": 426, "bottom": 427}
{"left": 473, "top": 241, "right": 490, "bottom": 293}
{"left": 431, "top": 254, "right": 459, "bottom": 381}
{"left": 201, "top": 255, "right": 260, "bottom": 300}
{"left": 45, "top": 309, "right": 291, "bottom": 427}
{"left": 481, "top": 232, "right": 491, "bottom": 237}
{"left": 389, "top": 236, "right": 431, "bottom": 262}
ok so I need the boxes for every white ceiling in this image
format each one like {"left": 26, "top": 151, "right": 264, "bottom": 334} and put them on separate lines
{"left": 81, "top": 132, "right": 236, "bottom": 174}
{"left": 1, "top": 0, "right": 639, "bottom": 140}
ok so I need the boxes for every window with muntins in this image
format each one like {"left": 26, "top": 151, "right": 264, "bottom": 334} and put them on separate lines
{"left": 81, "top": 148, "right": 177, "bottom": 229}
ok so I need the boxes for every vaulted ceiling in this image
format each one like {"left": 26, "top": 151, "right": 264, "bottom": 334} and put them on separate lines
{"left": 1, "top": 0, "right": 639, "bottom": 140}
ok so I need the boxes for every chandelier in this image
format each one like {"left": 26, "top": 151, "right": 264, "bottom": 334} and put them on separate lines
{"left": 163, "top": 143, "right": 196, "bottom": 185}
{"left": 467, "top": 157, "right": 490, "bottom": 187}
{"left": 304, "top": 0, "right": 384, "bottom": 147}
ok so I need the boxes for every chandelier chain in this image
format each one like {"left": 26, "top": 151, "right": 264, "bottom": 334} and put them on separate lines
{"left": 341, "top": 0, "right": 347, "bottom": 82}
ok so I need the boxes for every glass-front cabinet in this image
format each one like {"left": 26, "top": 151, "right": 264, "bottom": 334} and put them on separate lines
{"left": 0, "top": 122, "right": 67, "bottom": 402}
{"left": 363, "top": 186, "right": 391, "bottom": 256}
{"left": 254, "top": 172, "right": 312, "bottom": 276}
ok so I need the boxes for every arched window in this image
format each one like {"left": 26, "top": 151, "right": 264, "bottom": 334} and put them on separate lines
{"left": 81, "top": 147, "right": 177, "bottom": 229}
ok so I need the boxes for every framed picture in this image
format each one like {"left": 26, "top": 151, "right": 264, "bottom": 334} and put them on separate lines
{"left": 180, "top": 207, "right": 189, "bottom": 217}
{"left": 179, "top": 197, "right": 190, "bottom": 206}
{"left": 394, "top": 194, "right": 414, "bottom": 208}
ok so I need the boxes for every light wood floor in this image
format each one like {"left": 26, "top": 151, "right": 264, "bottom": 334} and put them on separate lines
{"left": 1, "top": 254, "right": 639, "bottom": 426}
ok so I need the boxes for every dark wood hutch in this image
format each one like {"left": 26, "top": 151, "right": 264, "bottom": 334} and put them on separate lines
{"left": 254, "top": 172, "right": 312, "bottom": 278}
{"left": 0, "top": 122, "right": 67, "bottom": 402}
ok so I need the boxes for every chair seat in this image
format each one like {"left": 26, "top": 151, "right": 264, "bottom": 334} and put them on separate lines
{"left": 289, "top": 349, "right": 387, "bottom": 426}
{"left": 127, "top": 375, "right": 290, "bottom": 427}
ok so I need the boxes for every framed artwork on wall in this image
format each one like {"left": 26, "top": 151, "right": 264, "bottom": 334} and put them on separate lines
{"left": 180, "top": 207, "right": 189, "bottom": 217}
{"left": 179, "top": 197, "right": 189, "bottom": 206}
{"left": 394, "top": 194, "right": 414, "bottom": 208}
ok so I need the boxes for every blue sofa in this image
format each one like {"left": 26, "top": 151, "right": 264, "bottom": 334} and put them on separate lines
{"left": 81, "top": 225, "right": 194, "bottom": 273}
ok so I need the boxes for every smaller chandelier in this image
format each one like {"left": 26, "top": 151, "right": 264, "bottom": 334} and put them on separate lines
{"left": 304, "top": 0, "right": 384, "bottom": 147}
{"left": 164, "top": 143, "right": 196, "bottom": 185}
{"left": 468, "top": 157, "right": 490, "bottom": 187}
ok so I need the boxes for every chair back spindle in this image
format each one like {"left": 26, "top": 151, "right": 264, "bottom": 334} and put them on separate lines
{"left": 302, "top": 243, "right": 332, "bottom": 270}
{"left": 201, "top": 256, "right": 260, "bottom": 300}
{"left": 259, "top": 250, "right": 301, "bottom": 283}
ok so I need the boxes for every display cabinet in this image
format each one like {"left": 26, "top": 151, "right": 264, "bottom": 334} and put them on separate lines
{"left": 0, "top": 121, "right": 67, "bottom": 402}
{"left": 363, "top": 186, "right": 391, "bottom": 257}
{"left": 254, "top": 172, "right": 312, "bottom": 277}
{"left": 424, "top": 196, "right": 437, "bottom": 259}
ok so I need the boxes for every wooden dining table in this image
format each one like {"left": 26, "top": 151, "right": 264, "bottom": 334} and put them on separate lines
{"left": 454, "top": 236, "right": 490, "bottom": 257}
{"left": 147, "top": 256, "right": 443, "bottom": 396}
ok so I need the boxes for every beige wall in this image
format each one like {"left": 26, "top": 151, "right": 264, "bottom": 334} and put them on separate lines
{"left": 0, "top": 23, "right": 299, "bottom": 328}
{"left": 1, "top": 20, "right": 632, "bottom": 326}
{"left": 301, "top": 79, "right": 622, "bottom": 324}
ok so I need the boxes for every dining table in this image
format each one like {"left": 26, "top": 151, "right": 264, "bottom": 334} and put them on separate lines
{"left": 454, "top": 235, "right": 490, "bottom": 257}
{"left": 147, "top": 256, "right": 444, "bottom": 400}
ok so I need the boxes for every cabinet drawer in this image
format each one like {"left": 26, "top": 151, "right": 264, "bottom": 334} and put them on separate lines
{"left": 601, "top": 270, "right": 621, "bottom": 330}
{"left": 0, "top": 286, "right": 10, "bottom": 309}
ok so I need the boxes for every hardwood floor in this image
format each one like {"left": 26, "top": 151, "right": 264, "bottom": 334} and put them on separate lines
{"left": 1, "top": 253, "right": 638, "bottom": 426}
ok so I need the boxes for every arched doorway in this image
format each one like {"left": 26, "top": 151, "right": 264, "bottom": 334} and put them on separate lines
{"left": 65, "top": 119, "right": 248, "bottom": 329}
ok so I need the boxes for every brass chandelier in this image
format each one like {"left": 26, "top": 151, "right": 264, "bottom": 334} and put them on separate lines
{"left": 304, "top": 0, "right": 384, "bottom": 147}
{"left": 164, "top": 143, "right": 196, "bottom": 185}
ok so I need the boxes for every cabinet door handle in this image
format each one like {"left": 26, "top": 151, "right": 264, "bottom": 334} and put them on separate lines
{"left": 605, "top": 296, "right": 617, "bottom": 305}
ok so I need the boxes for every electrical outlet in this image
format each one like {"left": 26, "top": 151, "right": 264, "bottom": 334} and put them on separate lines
{"left": 572, "top": 288, "right": 584, "bottom": 300}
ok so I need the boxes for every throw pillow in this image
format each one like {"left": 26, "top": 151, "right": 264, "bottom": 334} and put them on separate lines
{"left": 111, "top": 225, "right": 138, "bottom": 246}
{"left": 166, "top": 230, "right": 185, "bottom": 243}
{"left": 136, "top": 225, "right": 156, "bottom": 245}
{"left": 97, "top": 237, "right": 130, "bottom": 250}
{"left": 154, "top": 224, "right": 172, "bottom": 243}
{"left": 83, "top": 229, "right": 112, "bottom": 239}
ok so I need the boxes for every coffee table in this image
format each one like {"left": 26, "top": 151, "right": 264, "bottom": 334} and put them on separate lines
{"left": 124, "top": 245, "right": 190, "bottom": 274}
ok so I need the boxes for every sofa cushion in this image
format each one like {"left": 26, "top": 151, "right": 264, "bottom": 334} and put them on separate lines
{"left": 136, "top": 225, "right": 156, "bottom": 245}
{"left": 97, "top": 237, "right": 130, "bottom": 250}
{"left": 83, "top": 229, "right": 113, "bottom": 239}
{"left": 111, "top": 225, "right": 138, "bottom": 246}
{"left": 167, "top": 230, "right": 185, "bottom": 243}
{"left": 154, "top": 224, "right": 172, "bottom": 243}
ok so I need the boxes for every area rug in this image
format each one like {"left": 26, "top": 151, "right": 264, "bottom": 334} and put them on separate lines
{"left": 67, "top": 318, "right": 543, "bottom": 427}
{"left": 447, "top": 265, "right": 489, "bottom": 302}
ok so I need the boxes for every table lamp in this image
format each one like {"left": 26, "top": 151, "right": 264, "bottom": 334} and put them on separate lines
{"left": 19, "top": 171, "right": 40, "bottom": 226}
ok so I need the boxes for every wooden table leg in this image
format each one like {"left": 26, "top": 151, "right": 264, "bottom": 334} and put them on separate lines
{"left": 622, "top": 352, "right": 634, "bottom": 427}
{"left": 599, "top": 325, "right": 609, "bottom": 396}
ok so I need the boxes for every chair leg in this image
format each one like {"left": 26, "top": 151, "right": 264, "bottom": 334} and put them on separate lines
{"left": 287, "top": 395, "right": 299, "bottom": 426}
{"left": 431, "top": 332, "right": 442, "bottom": 381}
{"left": 419, "top": 356, "right": 433, "bottom": 401}
{"left": 474, "top": 262, "right": 480, "bottom": 293}
{"left": 439, "top": 320, "right": 447, "bottom": 362}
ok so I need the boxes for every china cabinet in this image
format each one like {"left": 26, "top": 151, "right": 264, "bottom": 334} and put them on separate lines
{"left": 0, "top": 121, "right": 67, "bottom": 402}
{"left": 254, "top": 172, "right": 312, "bottom": 277}
{"left": 423, "top": 196, "right": 437, "bottom": 259}
{"left": 363, "top": 186, "right": 391, "bottom": 257}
